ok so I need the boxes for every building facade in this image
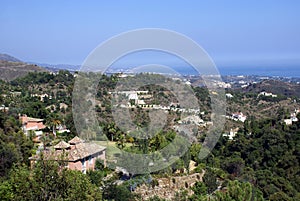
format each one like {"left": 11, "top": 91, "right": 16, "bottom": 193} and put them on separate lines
{"left": 30, "top": 136, "right": 106, "bottom": 173}
{"left": 20, "top": 115, "right": 46, "bottom": 137}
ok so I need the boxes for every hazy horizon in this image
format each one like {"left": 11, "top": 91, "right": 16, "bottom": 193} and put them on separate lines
{"left": 1, "top": 1, "right": 300, "bottom": 74}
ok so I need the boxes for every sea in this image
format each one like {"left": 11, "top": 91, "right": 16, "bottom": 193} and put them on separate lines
{"left": 171, "top": 66, "right": 300, "bottom": 78}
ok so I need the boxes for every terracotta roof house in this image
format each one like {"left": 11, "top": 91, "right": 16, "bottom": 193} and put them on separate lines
{"left": 20, "top": 115, "right": 46, "bottom": 137}
{"left": 68, "top": 136, "right": 84, "bottom": 144}
{"left": 30, "top": 136, "right": 106, "bottom": 173}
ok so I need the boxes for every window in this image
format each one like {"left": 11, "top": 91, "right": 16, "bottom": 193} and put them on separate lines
{"left": 81, "top": 159, "right": 86, "bottom": 174}
{"left": 89, "top": 156, "right": 93, "bottom": 165}
{"left": 82, "top": 159, "right": 86, "bottom": 168}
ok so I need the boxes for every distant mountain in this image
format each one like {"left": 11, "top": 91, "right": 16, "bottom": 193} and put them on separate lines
{"left": 0, "top": 53, "right": 22, "bottom": 62}
{"left": 27, "top": 62, "right": 80, "bottom": 72}
{"left": 243, "top": 79, "right": 300, "bottom": 97}
{"left": 0, "top": 54, "right": 47, "bottom": 82}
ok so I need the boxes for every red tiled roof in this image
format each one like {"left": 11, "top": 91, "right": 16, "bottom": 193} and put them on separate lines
{"left": 30, "top": 138, "right": 106, "bottom": 162}
{"left": 68, "top": 136, "right": 84, "bottom": 145}
{"left": 25, "top": 122, "right": 46, "bottom": 130}
{"left": 20, "top": 116, "right": 44, "bottom": 123}
{"left": 67, "top": 142, "right": 105, "bottom": 161}
{"left": 20, "top": 115, "right": 46, "bottom": 130}
{"left": 54, "top": 141, "right": 71, "bottom": 149}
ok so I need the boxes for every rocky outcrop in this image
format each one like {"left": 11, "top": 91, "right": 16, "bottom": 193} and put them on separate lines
{"left": 134, "top": 171, "right": 205, "bottom": 200}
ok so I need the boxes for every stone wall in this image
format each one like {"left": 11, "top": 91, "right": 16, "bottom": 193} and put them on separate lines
{"left": 134, "top": 171, "right": 205, "bottom": 200}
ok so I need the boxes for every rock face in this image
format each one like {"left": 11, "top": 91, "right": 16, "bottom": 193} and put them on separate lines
{"left": 134, "top": 171, "right": 205, "bottom": 200}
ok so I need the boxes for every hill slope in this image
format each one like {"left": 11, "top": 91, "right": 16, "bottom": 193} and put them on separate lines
{"left": 243, "top": 79, "right": 300, "bottom": 97}
{"left": 0, "top": 60, "right": 47, "bottom": 82}
{"left": 0, "top": 53, "right": 21, "bottom": 62}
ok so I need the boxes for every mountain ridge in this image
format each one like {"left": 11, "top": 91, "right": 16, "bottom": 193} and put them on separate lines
{"left": 0, "top": 53, "right": 22, "bottom": 62}
{"left": 243, "top": 79, "right": 300, "bottom": 97}
{"left": 0, "top": 53, "right": 47, "bottom": 82}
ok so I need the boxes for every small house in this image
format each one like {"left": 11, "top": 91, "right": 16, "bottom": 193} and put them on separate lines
{"left": 20, "top": 115, "right": 46, "bottom": 137}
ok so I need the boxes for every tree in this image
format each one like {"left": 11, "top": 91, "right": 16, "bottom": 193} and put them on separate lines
{"left": 0, "top": 112, "right": 33, "bottom": 177}
{"left": 59, "top": 170, "right": 102, "bottom": 201}
{"left": 103, "top": 183, "right": 135, "bottom": 201}
{"left": 0, "top": 160, "right": 102, "bottom": 201}
{"left": 22, "top": 101, "right": 49, "bottom": 119}
{"left": 0, "top": 141, "right": 19, "bottom": 177}
{"left": 0, "top": 180, "right": 13, "bottom": 201}
{"left": 222, "top": 155, "right": 245, "bottom": 177}
{"left": 174, "top": 190, "right": 189, "bottom": 201}
{"left": 105, "top": 123, "right": 120, "bottom": 141}
{"left": 190, "top": 181, "right": 208, "bottom": 200}
{"left": 203, "top": 168, "right": 218, "bottom": 194}
{"left": 269, "top": 191, "right": 292, "bottom": 201}
{"left": 190, "top": 143, "right": 202, "bottom": 164}
{"left": 46, "top": 113, "right": 61, "bottom": 137}
{"left": 214, "top": 180, "right": 264, "bottom": 201}
{"left": 86, "top": 159, "right": 108, "bottom": 187}
{"left": 116, "top": 133, "right": 126, "bottom": 149}
{"left": 147, "top": 195, "right": 166, "bottom": 201}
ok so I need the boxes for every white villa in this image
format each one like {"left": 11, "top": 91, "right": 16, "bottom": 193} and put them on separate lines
{"left": 258, "top": 91, "right": 277, "bottom": 98}
{"left": 226, "top": 93, "right": 234, "bottom": 98}
{"left": 231, "top": 112, "right": 247, "bottom": 122}
{"left": 284, "top": 109, "right": 299, "bottom": 125}
{"left": 223, "top": 128, "right": 239, "bottom": 140}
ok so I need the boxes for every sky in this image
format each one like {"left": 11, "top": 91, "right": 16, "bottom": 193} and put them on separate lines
{"left": 1, "top": 1, "right": 300, "bottom": 72}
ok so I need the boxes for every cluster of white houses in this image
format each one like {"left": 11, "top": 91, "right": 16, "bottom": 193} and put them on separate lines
{"left": 258, "top": 91, "right": 278, "bottom": 98}
{"left": 111, "top": 90, "right": 201, "bottom": 114}
{"left": 284, "top": 109, "right": 299, "bottom": 125}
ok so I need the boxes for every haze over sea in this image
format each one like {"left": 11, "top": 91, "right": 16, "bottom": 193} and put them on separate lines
{"left": 170, "top": 66, "right": 300, "bottom": 77}
{"left": 218, "top": 66, "right": 300, "bottom": 77}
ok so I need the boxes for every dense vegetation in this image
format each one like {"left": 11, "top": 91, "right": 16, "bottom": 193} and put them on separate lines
{"left": 196, "top": 115, "right": 300, "bottom": 200}
{"left": 0, "top": 71, "right": 299, "bottom": 200}
{"left": 0, "top": 111, "right": 33, "bottom": 178}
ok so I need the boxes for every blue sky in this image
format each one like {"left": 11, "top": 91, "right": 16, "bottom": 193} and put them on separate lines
{"left": 1, "top": 0, "right": 300, "bottom": 70}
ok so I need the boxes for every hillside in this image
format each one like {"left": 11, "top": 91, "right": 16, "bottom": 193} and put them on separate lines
{"left": 1, "top": 71, "right": 300, "bottom": 200}
{"left": 27, "top": 62, "right": 80, "bottom": 72}
{"left": 242, "top": 79, "right": 300, "bottom": 97}
{"left": 0, "top": 60, "right": 47, "bottom": 82}
{"left": 0, "top": 53, "right": 21, "bottom": 62}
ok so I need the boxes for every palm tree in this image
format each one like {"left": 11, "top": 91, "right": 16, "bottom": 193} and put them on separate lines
{"left": 51, "top": 119, "right": 61, "bottom": 136}
{"left": 107, "top": 123, "right": 122, "bottom": 141}
{"left": 116, "top": 134, "right": 126, "bottom": 149}
{"left": 46, "top": 114, "right": 61, "bottom": 137}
